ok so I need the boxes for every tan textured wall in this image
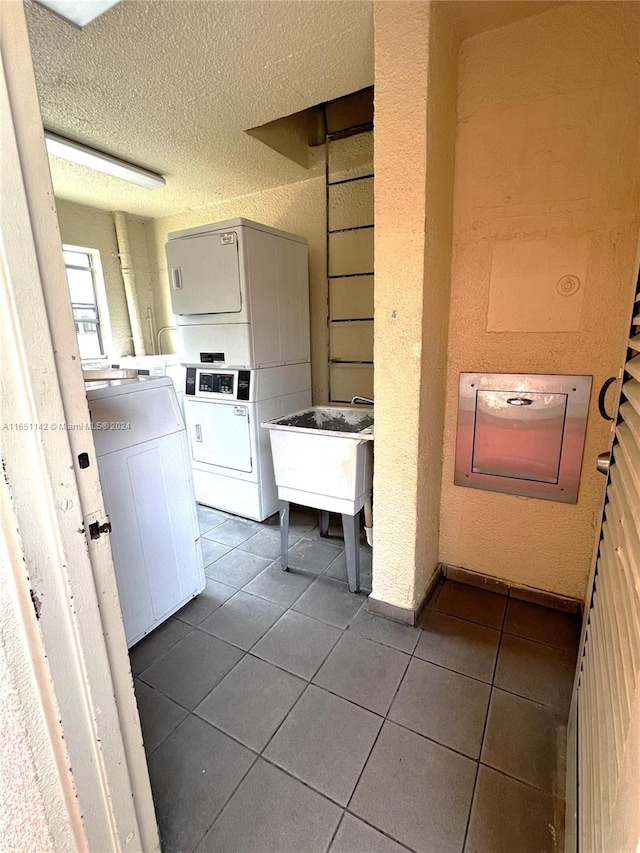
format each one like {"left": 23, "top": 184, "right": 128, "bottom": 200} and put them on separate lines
{"left": 371, "top": 2, "right": 430, "bottom": 611}
{"left": 55, "top": 198, "right": 133, "bottom": 356}
{"left": 146, "top": 177, "right": 328, "bottom": 402}
{"left": 440, "top": 2, "right": 640, "bottom": 599}
{"left": 414, "top": 3, "right": 458, "bottom": 607}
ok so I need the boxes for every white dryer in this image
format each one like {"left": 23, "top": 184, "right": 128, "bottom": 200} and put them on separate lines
{"left": 166, "top": 218, "right": 310, "bottom": 369}
{"left": 86, "top": 377, "right": 205, "bottom": 646}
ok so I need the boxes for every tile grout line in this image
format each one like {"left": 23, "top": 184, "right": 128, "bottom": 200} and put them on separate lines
{"left": 342, "top": 642, "right": 412, "bottom": 821}
{"left": 498, "top": 627, "right": 579, "bottom": 656}
{"left": 133, "top": 686, "right": 187, "bottom": 760}
{"left": 341, "top": 809, "right": 419, "bottom": 853}
{"left": 257, "top": 681, "right": 315, "bottom": 761}
{"left": 475, "top": 758, "right": 569, "bottom": 800}
{"left": 422, "top": 603, "right": 578, "bottom": 656}
{"left": 185, "top": 732, "right": 259, "bottom": 853}
{"left": 460, "top": 592, "right": 510, "bottom": 852}
{"left": 322, "top": 812, "right": 346, "bottom": 853}
{"left": 425, "top": 603, "right": 505, "bottom": 632}
{"left": 408, "top": 645, "right": 575, "bottom": 708}
{"left": 481, "top": 681, "right": 571, "bottom": 714}
{"left": 252, "top": 629, "right": 397, "bottom": 759}
{"left": 131, "top": 622, "right": 197, "bottom": 679}
{"left": 408, "top": 650, "right": 498, "bottom": 688}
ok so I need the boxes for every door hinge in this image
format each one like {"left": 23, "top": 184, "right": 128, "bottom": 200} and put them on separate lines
{"left": 88, "top": 519, "right": 112, "bottom": 540}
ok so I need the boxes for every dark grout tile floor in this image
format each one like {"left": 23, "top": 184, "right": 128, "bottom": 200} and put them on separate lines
{"left": 130, "top": 505, "right": 580, "bottom": 853}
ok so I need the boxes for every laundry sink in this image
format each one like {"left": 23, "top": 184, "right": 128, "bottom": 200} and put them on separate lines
{"left": 262, "top": 406, "right": 373, "bottom": 514}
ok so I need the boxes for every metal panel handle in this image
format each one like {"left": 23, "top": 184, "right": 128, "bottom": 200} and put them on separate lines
{"left": 596, "top": 451, "right": 611, "bottom": 476}
{"left": 194, "top": 424, "right": 202, "bottom": 442}
{"left": 597, "top": 377, "right": 617, "bottom": 422}
{"left": 171, "top": 267, "right": 183, "bottom": 290}
{"left": 507, "top": 397, "right": 533, "bottom": 406}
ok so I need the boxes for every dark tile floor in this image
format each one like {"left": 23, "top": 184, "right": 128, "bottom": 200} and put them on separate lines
{"left": 130, "top": 505, "right": 580, "bottom": 853}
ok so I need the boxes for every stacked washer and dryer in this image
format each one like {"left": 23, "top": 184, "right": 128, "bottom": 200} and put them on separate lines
{"left": 165, "top": 218, "right": 312, "bottom": 521}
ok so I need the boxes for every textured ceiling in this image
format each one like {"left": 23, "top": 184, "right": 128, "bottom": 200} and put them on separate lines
{"left": 25, "top": 0, "right": 374, "bottom": 218}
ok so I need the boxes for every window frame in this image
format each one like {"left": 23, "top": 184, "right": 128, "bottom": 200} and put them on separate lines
{"left": 63, "top": 244, "right": 112, "bottom": 360}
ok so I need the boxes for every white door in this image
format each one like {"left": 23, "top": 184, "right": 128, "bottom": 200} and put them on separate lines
{"left": 1, "top": 4, "right": 158, "bottom": 847}
{"left": 568, "top": 273, "right": 640, "bottom": 852}
{"left": 186, "top": 399, "right": 253, "bottom": 472}
{"left": 166, "top": 230, "right": 242, "bottom": 315}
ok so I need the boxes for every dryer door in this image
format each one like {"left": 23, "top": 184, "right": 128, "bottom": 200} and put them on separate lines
{"left": 166, "top": 230, "right": 241, "bottom": 316}
{"left": 185, "top": 399, "right": 252, "bottom": 472}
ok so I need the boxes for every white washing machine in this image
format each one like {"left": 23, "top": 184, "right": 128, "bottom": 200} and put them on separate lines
{"left": 184, "top": 363, "right": 311, "bottom": 520}
{"left": 86, "top": 377, "right": 204, "bottom": 646}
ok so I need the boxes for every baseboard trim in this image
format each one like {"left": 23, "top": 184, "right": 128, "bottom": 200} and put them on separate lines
{"left": 367, "top": 567, "right": 442, "bottom": 626}
{"left": 443, "top": 564, "right": 509, "bottom": 595}
{"left": 442, "top": 563, "right": 582, "bottom": 615}
{"left": 367, "top": 563, "right": 582, "bottom": 624}
{"left": 509, "top": 584, "right": 582, "bottom": 614}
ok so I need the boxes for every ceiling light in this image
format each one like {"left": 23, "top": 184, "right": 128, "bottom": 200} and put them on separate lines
{"left": 44, "top": 131, "right": 166, "bottom": 190}
{"left": 34, "top": 0, "right": 121, "bottom": 28}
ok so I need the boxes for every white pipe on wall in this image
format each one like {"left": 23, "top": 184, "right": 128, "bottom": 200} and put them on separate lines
{"left": 157, "top": 325, "right": 176, "bottom": 355}
{"left": 112, "top": 211, "right": 146, "bottom": 356}
{"left": 145, "top": 307, "right": 156, "bottom": 356}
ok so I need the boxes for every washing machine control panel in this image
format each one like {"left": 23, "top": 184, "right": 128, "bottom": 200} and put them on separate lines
{"left": 186, "top": 368, "right": 251, "bottom": 401}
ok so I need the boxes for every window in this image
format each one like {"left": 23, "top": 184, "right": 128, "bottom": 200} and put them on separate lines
{"left": 63, "top": 246, "right": 110, "bottom": 359}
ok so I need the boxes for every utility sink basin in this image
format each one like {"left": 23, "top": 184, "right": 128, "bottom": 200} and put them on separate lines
{"left": 262, "top": 406, "right": 374, "bottom": 514}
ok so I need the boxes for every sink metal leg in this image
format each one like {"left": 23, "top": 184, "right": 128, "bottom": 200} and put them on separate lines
{"left": 279, "top": 500, "right": 290, "bottom": 571}
{"left": 319, "top": 510, "right": 330, "bottom": 538}
{"left": 342, "top": 512, "right": 361, "bottom": 593}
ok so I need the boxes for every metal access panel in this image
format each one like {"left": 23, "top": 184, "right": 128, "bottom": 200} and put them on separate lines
{"left": 454, "top": 373, "right": 592, "bottom": 503}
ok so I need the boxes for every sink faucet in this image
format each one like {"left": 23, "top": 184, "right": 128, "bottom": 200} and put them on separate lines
{"left": 351, "top": 396, "right": 374, "bottom": 406}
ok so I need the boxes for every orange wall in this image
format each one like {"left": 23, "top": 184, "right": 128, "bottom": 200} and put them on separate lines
{"left": 439, "top": 2, "right": 640, "bottom": 599}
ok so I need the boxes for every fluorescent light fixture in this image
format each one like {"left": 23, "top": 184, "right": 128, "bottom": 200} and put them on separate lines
{"left": 44, "top": 131, "right": 166, "bottom": 190}
{"left": 34, "top": 0, "right": 121, "bottom": 28}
